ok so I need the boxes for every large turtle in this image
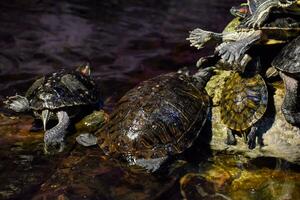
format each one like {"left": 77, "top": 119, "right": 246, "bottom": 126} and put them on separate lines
{"left": 187, "top": 0, "right": 300, "bottom": 70}
{"left": 220, "top": 71, "right": 268, "bottom": 149}
{"left": 272, "top": 35, "right": 300, "bottom": 125}
{"left": 79, "top": 67, "right": 214, "bottom": 171}
{"left": 4, "top": 65, "right": 98, "bottom": 153}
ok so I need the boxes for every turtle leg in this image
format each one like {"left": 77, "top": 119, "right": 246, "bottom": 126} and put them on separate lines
{"left": 4, "top": 95, "right": 30, "bottom": 112}
{"left": 247, "top": 125, "right": 259, "bottom": 149}
{"left": 215, "top": 30, "right": 262, "bottom": 69}
{"left": 225, "top": 129, "right": 237, "bottom": 145}
{"left": 279, "top": 72, "right": 300, "bottom": 125}
{"left": 187, "top": 28, "right": 222, "bottom": 49}
{"left": 239, "top": 0, "right": 278, "bottom": 28}
{"left": 44, "top": 111, "right": 70, "bottom": 153}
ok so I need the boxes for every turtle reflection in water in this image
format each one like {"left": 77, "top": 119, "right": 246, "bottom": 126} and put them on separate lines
{"left": 79, "top": 68, "right": 214, "bottom": 171}
{"left": 4, "top": 65, "right": 99, "bottom": 153}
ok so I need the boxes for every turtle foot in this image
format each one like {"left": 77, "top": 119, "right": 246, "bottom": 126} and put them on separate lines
{"left": 44, "top": 140, "right": 65, "bottom": 154}
{"left": 215, "top": 42, "right": 248, "bottom": 70}
{"left": 282, "top": 109, "right": 300, "bottom": 126}
{"left": 225, "top": 130, "right": 237, "bottom": 145}
{"left": 247, "top": 126, "right": 258, "bottom": 150}
{"left": 4, "top": 95, "right": 29, "bottom": 112}
{"left": 187, "top": 28, "right": 221, "bottom": 49}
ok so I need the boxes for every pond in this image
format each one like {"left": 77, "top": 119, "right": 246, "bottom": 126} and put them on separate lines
{"left": 0, "top": 0, "right": 299, "bottom": 199}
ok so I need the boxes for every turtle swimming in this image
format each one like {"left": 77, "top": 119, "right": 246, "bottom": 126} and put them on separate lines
{"left": 77, "top": 67, "right": 214, "bottom": 171}
{"left": 4, "top": 65, "right": 99, "bottom": 153}
{"left": 187, "top": 0, "right": 300, "bottom": 69}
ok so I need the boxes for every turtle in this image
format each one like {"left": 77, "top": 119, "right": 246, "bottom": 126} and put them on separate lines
{"left": 220, "top": 70, "right": 268, "bottom": 149}
{"left": 187, "top": 0, "right": 300, "bottom": 70}
{"left": 4, "top": 64, "right": 99, "bottom": 153}
{"left": 78, "top": 67, "right": 214, "bottom": 171}
{"left": 272, "top": 35, "right": 300, "bottom": 125}
{"left": 238, "top": 0, "right": 300, "bottom": 28}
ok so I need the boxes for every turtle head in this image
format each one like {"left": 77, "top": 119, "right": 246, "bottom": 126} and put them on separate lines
{"left": 192, "top": 67, "right": 216, "bottom": 89}
{"left": 76, "top": 64, "right": 91, "bottom": 76}
{"left": 230, "top": 3, "right": 250, "bottom": 18}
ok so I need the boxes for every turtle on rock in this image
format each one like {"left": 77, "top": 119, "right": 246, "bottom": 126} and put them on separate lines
{"left": 220, "top": 71, "right": 268, "bottom": 149}
{"left": 272, "top": 35, "right": 300, "bottom": 125}
{"left": 77, "top": 67, "right": 214, "bottom": 171}
{"left": 187, "top": 0, "right": 300, "bottom": 70}
{"left": 4, "top": 65, "right": 99, "bottom": 153}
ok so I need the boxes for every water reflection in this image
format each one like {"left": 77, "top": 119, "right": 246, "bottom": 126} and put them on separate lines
{"left": 0, "top": 0, "right": 239, "bottom": 101}
{"left": 7, "top": 1, "right": 300, "bottom": 200}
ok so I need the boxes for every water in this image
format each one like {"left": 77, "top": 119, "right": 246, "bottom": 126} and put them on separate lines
{"left": 0, "top": 0, "right": 237, "bottom": 101}
{"left": 0, "top": 0, "right": 299, "bottom": 200}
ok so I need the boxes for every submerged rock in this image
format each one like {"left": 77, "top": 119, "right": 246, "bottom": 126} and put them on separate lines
{"left": 181, "top": 155, "right": 300, "bottom": 200}
{"left": 206, "top": 71, "right": 300, "bottom": 164}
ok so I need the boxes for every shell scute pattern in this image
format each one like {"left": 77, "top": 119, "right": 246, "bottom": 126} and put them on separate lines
{"left": 97, "top": 72, "right": 210, "bottom": 161}
{"left": 221, "top": 72, "right": 268, "bottom": 131}
{"left": 272, "top": 35, "right": 300, "bottom": 73}
{"left": 26, "top": 69, "right": 97, "bottom": 111}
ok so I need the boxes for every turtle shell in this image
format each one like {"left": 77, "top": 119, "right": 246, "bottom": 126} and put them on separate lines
{"left": 220, "top": 72, "right": 268, "bottom": 131}
{"left": 26, "top": 69, "right": 98, "bottom": 111}
{"left": 97, "top": 72, "right": 210, "bottom": 163}
{"left": 272, "top": 35, "right": 300, "bottom": 74}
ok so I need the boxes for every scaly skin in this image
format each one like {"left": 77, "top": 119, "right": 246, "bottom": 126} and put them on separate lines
{"left": 279, "top": 72, "right": 300, "bottom": 125}
{"left": 240, "top": 0, "right": 298, "bottom": 28}
{"left": 44, "top": 111, "right": 70, "bottom": 153}
{"left": 4, "top": 95, "right": 29, "bottom": 112}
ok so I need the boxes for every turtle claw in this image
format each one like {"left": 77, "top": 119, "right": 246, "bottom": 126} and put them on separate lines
{"left": 4, "top": 95, "right": 29, "bottom": 112}
{"left": 44, "top": 140, "right": 65, "bottom": 154}
{"left": 216, "top": 42, "right": 243, "bottom": 67}
{"left": 225, "top": 130, "right": 237, "bottom": 145}
{"left": 247, "top": 126, "right": 258, "bottom": 149}
{"left": 187, "top": 28, "right": 221, "bottom": 49}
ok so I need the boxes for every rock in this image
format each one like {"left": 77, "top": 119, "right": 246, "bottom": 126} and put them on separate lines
{"left": 206, "top": 72, "right": 300, "bottom": 164}
{"left": 75, "top": 110, "right": 108, "bottom": 133}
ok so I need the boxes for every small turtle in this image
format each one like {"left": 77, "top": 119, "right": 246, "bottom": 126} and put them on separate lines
{"left": 272, "top": 35, "right": 300, "bottom": 125}
{"left": 79, "top": 68, "right": 214, "bottom": 171}
{"left": 220, "top": 71, "right": 268, "bottom": 149}
{"left": 4, "top": 65, "right": 98, "bottom": 153}
{"left": 187, "top": 1, "right": 300, "bottom": 70}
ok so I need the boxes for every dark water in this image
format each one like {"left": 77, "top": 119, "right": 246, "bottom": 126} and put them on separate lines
{"left": 0, "top": 0, "right": 240, "bottom": 102}
{"left": 6, "top": 1, "right": 300, "bottom": 200}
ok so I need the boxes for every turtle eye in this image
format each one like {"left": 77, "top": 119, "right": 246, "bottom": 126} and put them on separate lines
{"left": 76, "top": 64, "right": 91, "bottom": 76}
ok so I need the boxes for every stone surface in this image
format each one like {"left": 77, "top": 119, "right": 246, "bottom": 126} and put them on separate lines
{"left": 206, "top": 71, "right": 300, "bottom": 164}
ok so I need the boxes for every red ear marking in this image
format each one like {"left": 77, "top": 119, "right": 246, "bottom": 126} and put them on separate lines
{"left": 77, "top": 64, "right": 91, "bottom": 76}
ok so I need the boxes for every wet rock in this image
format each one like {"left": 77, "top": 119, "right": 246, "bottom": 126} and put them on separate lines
{"left": 180, "top": 173, "right": 231, "bottom": 200}
{"left": 75, "top": 110, "right": 108, "bottom": 133}
{"left": 0, "top": 114, "right": 67, "bottom": 200}
{"left": 206, "top": 72, "right": 300, "bottom": 165}
{"left": 180, "top": 154, "right": 300, "bottom": 200}
{"left": 32, "top": 147, "right": 178, "bottom": 200}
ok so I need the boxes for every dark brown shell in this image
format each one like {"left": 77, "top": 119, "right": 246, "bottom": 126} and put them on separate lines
{"left": 272, "top": 35, "right": 300, "bottom": 74}
{"left": 26, "top": 69, "right": 98, "bottom": 111}
{"left": 97, "top": 72, "right": 210, "bottom": 163}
